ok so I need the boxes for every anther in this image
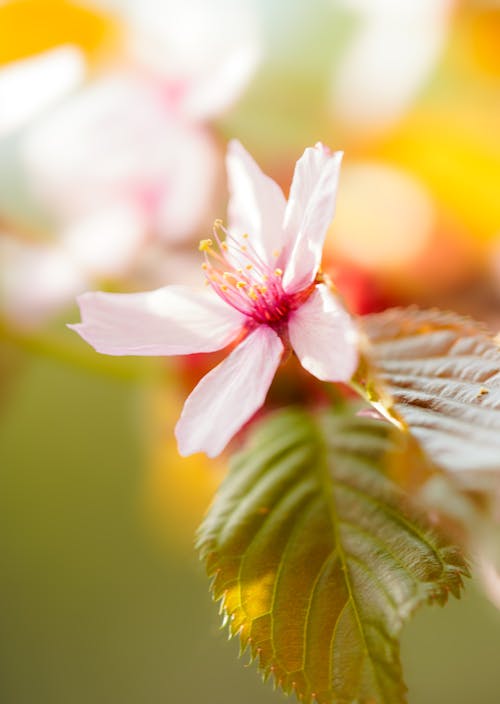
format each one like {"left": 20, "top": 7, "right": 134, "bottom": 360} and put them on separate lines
{"left": 274, "top": 268, "right": 283, "bottom": 277}
{"left": 199, "top": 238, "right": 213, "bottom": 251}
{"left": 236, "top": 281, "right": 247, "bottom": 289}
{"left": 272, "top": 249, "right": 280, "bottom": 258}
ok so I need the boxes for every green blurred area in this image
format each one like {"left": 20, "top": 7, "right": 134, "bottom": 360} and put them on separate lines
{"left": 0, "top": 347, "right": 499, "bottom": 704}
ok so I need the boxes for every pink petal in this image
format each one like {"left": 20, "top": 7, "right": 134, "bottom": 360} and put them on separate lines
{"left": 288, "top": 284, "right": 358, "bottom": 382}
{"left": 70, "top": 285, "right": 245, "bottom": 356}
{"left": 282, "top": 144, "right": 343, "bottom": 292}
{"left": 226, "top": 139, "right": 287, "bottom": 267}
{"left": 175, "top": 325, "right": 283, "bottom": 457}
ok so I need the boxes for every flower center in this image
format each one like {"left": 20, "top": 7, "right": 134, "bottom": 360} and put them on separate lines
{"left": 199, "top": 221, "right": 304, "bottom": 327}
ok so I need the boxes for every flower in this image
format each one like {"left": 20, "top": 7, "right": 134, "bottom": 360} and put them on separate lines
{"left": 70, "top": 141, "right": 359, "bottom": 457}
{"left": 18, "top": 0, "right": 260, "bottom": 244}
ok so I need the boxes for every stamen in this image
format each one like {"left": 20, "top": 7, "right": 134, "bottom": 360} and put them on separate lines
{"left": 198, "top": 220, "right": 308, "bottom": 326}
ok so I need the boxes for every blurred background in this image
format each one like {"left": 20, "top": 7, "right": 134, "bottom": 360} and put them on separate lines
{"left": 1, "top": 0, "right": 500, "bottom": 702}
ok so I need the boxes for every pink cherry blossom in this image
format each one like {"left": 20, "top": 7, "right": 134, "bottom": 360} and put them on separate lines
{"left": 70, "top": 141, "right": 359, "bottom": 457}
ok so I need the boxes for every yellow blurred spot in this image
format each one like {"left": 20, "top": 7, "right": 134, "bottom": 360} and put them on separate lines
{"left": 331, "top": 162, "right": 434, "bottom": 271}
{"left": 142, "top": 384, "right": 225, "bottom": 552}
{"left": 381, "top": 108, "right": 500, "bottom": 243}
{"left": 0, "top": 0, "right": 120, "bottom": 66}
{"left": 468, "top": 9, "right": 500, "bottom": 77}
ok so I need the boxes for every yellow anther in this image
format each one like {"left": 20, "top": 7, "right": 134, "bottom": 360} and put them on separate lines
{"left": 245, "top": 264, "right": 253, "bottom": 270}
{"left": 272, "top": 249, "right": 280, "bottom": 258}
{"left": 262, "top": 274, "right": 268, "bottom": 281}
{"left": 247, "top": 288, "right": 258, "bottom": 301}
{"left": 221, "top": 285, "right": 229, "bottom": 292}
{"left": 236, "top": 281, "right": 247, "bottom": 289}
{"left": 241, "top": 245, "right": 247, "bottom": 252}
{"left": 221, "top": 242, "right": 228, "bottom": 251}
{"left": 213, "top": 218, "right": 223, "bottom": 227}
{"left": 259, "top": 286, "right": 268, "bottom": 294}
{"left": 223, "top": 272, "right": 237, "bottom": 286}
{"left": 274, "top": 268, "right": 283, "bottom": 277}
{"left": 199, "top": 238, "right": 213, "bottom": 251}
{"left": 242, "top": 233, "right": 249, "bottom": 239}
{"left": 201, "top": 262, "right": 208, "bottom": 270}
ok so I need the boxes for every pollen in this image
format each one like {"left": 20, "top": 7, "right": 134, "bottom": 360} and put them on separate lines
{"left": 242, "top": 233, "right": 249, "bottom": 239}
{"left": 274, "top": 268, "right": 283, "bottom": 277}
{"left": 247, "top": 288, "right": 258, "bottom": 301}
{"left": 236, "top": 281, "right": 247, "bottom": 289}
{"left": 199, "top": 238, "right": 213, "bottom": 252}
{"left": 245, "top": 264, "right": 253, "bottom": 270}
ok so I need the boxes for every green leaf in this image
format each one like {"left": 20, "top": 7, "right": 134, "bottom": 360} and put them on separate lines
{"left": 198, "top": 406, "right": 467, "bottom": 704}
{"left": 359, "top": 307, "right": 500, "bottom": 477}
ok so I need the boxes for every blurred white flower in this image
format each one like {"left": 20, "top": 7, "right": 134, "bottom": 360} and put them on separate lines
{"left": 97, "top": 0, "right": 261, "bottom": 120}
{"left": 332, "top": 0, "right": 453, "bottom": 133}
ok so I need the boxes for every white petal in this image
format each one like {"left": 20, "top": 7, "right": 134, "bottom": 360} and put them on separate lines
{"left": 332, "top": 0, "right": 450, "bottom": 134}
{"left": 0, "top": 235, "right": 87, "bottom": 329}
{"left": 61, "top": 202, "right": 148, "bottom": 278}
{"left": 175, "top": 325, "right": 283, "bottom": 457}
{"left": 0, "top": 45, "right": 85, "bottom": 136}
{"left": 288, "top": 284, "right": 359, "bottom": 382}
{"left": 282, "top": 145, "right": 343, "bottom": 292}
{"left": 226, "top": 139, "right": 287, "bottom": 267}
{"left": 70, "top": 285, "right": 245, "bottom": 355}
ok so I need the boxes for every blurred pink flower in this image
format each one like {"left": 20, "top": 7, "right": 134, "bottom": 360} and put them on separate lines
{"left": 18, "top": 0, "right": 260, "bottom": 244}
{"left": 0, "top": 0, "right": 260, "bottom": 328}
{"left": 70, "top": 142, "right": 359, "bottom": 457}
